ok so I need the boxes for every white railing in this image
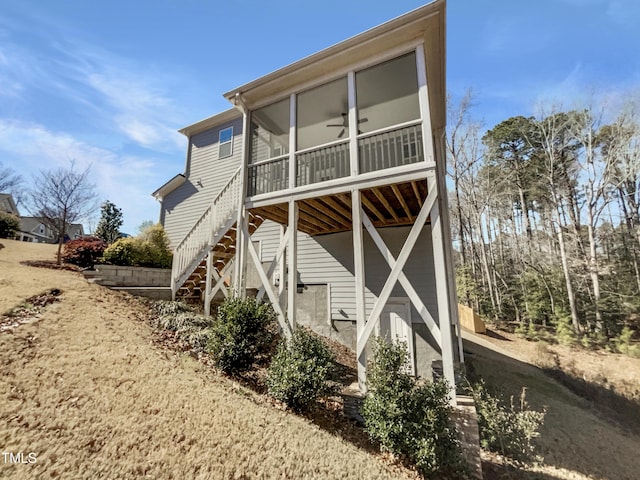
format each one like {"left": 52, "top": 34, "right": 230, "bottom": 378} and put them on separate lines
{"left": 358, "top": 122, "right": 424, "bottom": 174}
{"left": 171, "top": 167, "right": 242, "bottom": 295}
{"left": 296, "top": 140, "right": 350, "bottom": 187}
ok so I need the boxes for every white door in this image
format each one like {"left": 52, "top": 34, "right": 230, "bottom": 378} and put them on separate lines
{"left": 380, "top": 298, "right": 414, "bottom": 375}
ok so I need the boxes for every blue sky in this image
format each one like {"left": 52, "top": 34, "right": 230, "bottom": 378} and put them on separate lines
{"left": 1, "top": 0, "right": 639, "bottom": 234}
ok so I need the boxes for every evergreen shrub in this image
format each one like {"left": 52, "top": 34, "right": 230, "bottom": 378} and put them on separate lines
{"left": 0, "top": 212, "right": 20, "bottom": 239}
{"left": 361, "top": 338, "right": 465, "bottom": 478}
{"left": 267, "top": 328, "right": 334, "bottom": 411}
{"left": 207, "top": 297, "right": 276, "bottom": 374}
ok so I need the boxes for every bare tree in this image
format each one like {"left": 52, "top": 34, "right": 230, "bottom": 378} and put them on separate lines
{"left": 0, "top": 162, "right": 25, "bottom": 206}
{"left": 28, "top": 163, "right": 98, "bottom": 264}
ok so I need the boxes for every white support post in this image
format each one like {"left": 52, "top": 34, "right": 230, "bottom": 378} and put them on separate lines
{"left": 351, "top": 189, "right": 367, "bottom": 392}
{"left": 416, "top": 43, "right": 435, "bottom": 166}
{"left": 348, "top": 71, "right": 358, "bottom": 177}
{"left": 429, "top": 174, "right": 457, "bottom": 405}
{"left": 289, "top": 94, "right": 296, "bottom": 190}
{"left": 204, "top": 251, "right": 213, "bottom": 317}
{"left": 234, "top": 107, "right": 251, "bottom": 296}
{"left": 278, "top": 225, "right": 286, "bottom": 312}
{"left": 287, "top": 200, "right": 298, "bottom": 335}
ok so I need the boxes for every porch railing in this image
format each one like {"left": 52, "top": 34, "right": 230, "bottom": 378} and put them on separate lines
{"left": 358, "top": 122, "right": 424, "bottom": 174}
{"left": 247, "top": 156, "right": 289, "bottom": 196}
{"left": 171, "top": 166, "right": 242, "bottom": 295}
{"left": 296, "top": 140, "right": 350, "bottom": 187}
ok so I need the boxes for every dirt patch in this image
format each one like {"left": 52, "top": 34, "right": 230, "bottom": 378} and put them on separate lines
{"left": 0, "top": 289, "right": 62, "bottom": 332}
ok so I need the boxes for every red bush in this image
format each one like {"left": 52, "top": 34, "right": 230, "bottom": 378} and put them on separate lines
{"left": 62, "top": 237, "right": 107, "bottom": 268}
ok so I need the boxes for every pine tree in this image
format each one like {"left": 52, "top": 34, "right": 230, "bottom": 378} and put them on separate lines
{"left": 95, "top": 200, "right": 123, "bottom": 244}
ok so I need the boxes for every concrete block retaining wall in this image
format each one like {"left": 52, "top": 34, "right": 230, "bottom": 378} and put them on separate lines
{"left": 92, "top": 265, "right": 171, "bottom": 287}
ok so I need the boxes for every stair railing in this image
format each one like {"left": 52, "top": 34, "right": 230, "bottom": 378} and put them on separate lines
{"left": 171, "top": 167, "right": 242, "bottom": 297}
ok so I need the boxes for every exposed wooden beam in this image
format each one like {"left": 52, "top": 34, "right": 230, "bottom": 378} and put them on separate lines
{"left": 372, "top": 187, "right": 400, "bottom": 222}
{"left": 360, "top": 193, "right": 387, "bottom": 223}
{"left": 391, "top": 184, "right": 414, "bottom": 221}
{"left": 411, "top": 181, "right": 424, "bottom": 208}
{"left": 298, "top": 200, "right": 343, "bottom": 230}
{"left": 321, "top": 196, "right": 352, "bottom": 223}
{"left": 305, "top": 198, "right": 351, "bottom": 228}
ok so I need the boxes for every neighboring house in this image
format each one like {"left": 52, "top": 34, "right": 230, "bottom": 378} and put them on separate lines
{"left": 17, "top": 217, "right": 56, "bottom": 243}
{"left": 154, "top": 0, "right": 462, "bottom": 398}
{"left": 0, "top": 193, "right": 20, "bottom": 216}
{"left": 16, "top": 217, "right": 84, "bottom": 243}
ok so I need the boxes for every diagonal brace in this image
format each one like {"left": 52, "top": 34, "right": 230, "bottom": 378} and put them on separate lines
{"left": 357, "top": 182, "right": 437, "bottom": 352}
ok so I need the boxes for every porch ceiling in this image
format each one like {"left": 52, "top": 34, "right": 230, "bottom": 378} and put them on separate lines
{"left": 250, "top": 179, "right": 430, "bottom": 236}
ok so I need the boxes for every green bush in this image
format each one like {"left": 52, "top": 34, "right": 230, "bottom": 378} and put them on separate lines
{"left": 101, "top": 224, "right": 172, "bottom": 268}
{"left": 469, "top": 380, "right": 545, "bottom": 464}
{"left": 267, "top": 328, "right": 334, "bottom": 411}
{"left": 361, "top": 338, "right": 465, "bottom": 479}
{"left": 102, "top": 237, "right": 139, "bottom": 266}
{"left": 0, "top": 212, "right": 20, "bottom": 239}
{"left": 207, "top": 297, "right": 277, "bottom": 374}
{"left": 614, "top": 326, "right": 640, "bottom": 358}
{"left": 61, "top": 237, "right": 107, "bottom": 268}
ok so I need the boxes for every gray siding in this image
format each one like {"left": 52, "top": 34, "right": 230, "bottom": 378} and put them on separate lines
{"left": 252, "top": 220, "right": 438, "bottom": 325}
{"left": 161, "top": 117, "right": 244, "bottom": 247}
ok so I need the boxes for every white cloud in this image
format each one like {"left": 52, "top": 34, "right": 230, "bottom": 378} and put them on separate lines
{"left": 0, "top": 119, "right": 165, "bottom": 233}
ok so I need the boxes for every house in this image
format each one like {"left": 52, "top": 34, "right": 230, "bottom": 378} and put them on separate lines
{"left": 154, "top": 0, "right": 463, "bottom": 399}
{"left": 16, "top": 217, "right": 84, "bottom": 243}
{"left": 0, "top": 193, "right": 20, "bottom": 216}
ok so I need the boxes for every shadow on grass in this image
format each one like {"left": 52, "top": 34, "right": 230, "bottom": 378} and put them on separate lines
{"left": 464, "top": 333, "right": 640, "bottom": 480}
{"left": 540, "top": 366, "right": 640, "bottom": 436}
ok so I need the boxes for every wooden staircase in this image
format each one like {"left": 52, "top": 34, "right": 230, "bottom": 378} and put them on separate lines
{"left": 171, "top": 166, "right": 257, "bottom": 301}
{"left": 176, "top": 212, "right": 265, "bottom": 299}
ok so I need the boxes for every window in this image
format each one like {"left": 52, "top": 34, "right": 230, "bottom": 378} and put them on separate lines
{"left": 355, "top": 52, "right": 420, "bottom": 133}
{"left": 249, "top": 98, "right": 290, "bottom": 164}
{"left": 218, "top": 127, "right": 233, "bottom": 158}
{"left": 296, "top": 77, "right": 348, "bottom": 150}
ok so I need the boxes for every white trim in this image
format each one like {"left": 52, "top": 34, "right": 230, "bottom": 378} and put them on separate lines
{"left": 295, "top": 138, "right": 350, "bottom": 156}
{"left": 355, "top": 119, "right": 422, "bottom": 140}
{"left": 382, "top": 297, "right": 414, "bottom": 376}
{"left": 248, "top": 154, "right": 289, "bottom": 168}
{"left": 246, "top": 161, "right": 435, "bottom": 208}
{"left": 230, "top": 40, "right": 425, "bottom": 111}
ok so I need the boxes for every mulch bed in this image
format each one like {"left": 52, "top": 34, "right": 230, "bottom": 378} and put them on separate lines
{"left": 20, "top": 260, "right": 81, "bottom": 272}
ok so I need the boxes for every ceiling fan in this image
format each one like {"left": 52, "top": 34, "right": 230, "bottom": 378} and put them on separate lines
{"left": 326, "top": 113, "right": 368, "bottom": 138}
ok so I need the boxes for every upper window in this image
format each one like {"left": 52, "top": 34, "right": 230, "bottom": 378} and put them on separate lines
{"left": 249, "top": 98, "right": 290, "bottom": 164}
{"left": 296, "top": 76, "right": 349, "bottom": 150}
{"left": 218, "top": 127, "right": 233, "bottom": 158}
{"left": 355, "top": 52, "right": 420, "bottom": 134}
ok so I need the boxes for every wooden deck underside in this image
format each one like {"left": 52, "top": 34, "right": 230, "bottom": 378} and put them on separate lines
{"left": 250, "top": 180, "right": 430, "bottom": 236}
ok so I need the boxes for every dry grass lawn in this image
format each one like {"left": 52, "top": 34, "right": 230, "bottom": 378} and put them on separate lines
{"left": 3, "top": 238, "right": 640, "bottom": 480}
{"left": 0, "top": 240, "right": 413, "bottom": 479}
